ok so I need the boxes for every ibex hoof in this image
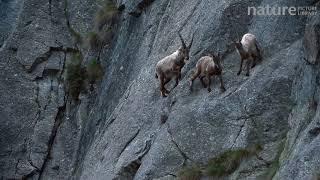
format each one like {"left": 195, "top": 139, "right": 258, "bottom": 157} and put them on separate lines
{"left": 221, "top": 87, "right": 226, "bottom": 92}
{"left": 208, "top": 88, "right": 212, "bottom": 92}
{"left": 245, "top": 73, "right": 250, "bottom": 76}
{"left": 237, "top": 72, "right": 241, "bottom": 76}
{"left": 161, "top": 92, "right": 167, "bottom": 97}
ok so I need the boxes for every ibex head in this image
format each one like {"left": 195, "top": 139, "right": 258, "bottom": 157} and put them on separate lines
{"left": 209, "top": 52, "right": 223, "bottom": 72}
{"left": 214, "top": 52, "right": 223, "bottom": 67}
{"left": 178, "top": 32, "right": 194, "bottom": 61}
{"left": 233, "top": 31, "right": 242, "bottom": 50}
{"left": 232, "top": 38, "right": 242, "bottom": 50}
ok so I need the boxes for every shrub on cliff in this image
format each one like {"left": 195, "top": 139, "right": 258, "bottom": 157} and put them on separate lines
{"left": 86, "top": 58, "right": 104, "bottom": 84}
{"left": 205, "top": 145, "right": 262, "bottom": 177}
{"left": 177, "top": 145, "right": 263, "bottom": 179}
{"left": 87, "top": 32, "right": 101, "bottom": 48}
{"left": 95, "top": 0, "right": 120, "bottom": 31}
{"left": 66, "top": 53, "right": 86, "bottom": 100}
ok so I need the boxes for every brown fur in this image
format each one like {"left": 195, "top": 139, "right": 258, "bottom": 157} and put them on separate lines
{"left": 155, "top": 33, "right": 194, "bottom": 97}
{"left": 234, "top": 33, "right": 261, "bottom": 76}
{"left": 189, "top": 53, "right": 226, "bottom": 93}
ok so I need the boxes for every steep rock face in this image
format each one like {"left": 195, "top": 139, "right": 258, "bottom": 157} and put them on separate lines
{"left": 0, "top": 0, "right": 89, "bottom": 179}
{"left": 0, "top": 0, "right": 320, "bottom": 180}
{"left": 0, "top": 0, "right": 23, "bottom": 48}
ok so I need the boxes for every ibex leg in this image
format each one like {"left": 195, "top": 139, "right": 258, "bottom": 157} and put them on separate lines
{"left": 207, "top": 74, "right": 212, "bottom": 92}
{"left": 237, "top": 59, "right": 244, "bottom": 75}
{"left": 219, "top": 75, "right": 226, "bottom": 92}
{"left": 200, "top": 76, "right": 207, "bottom": 88}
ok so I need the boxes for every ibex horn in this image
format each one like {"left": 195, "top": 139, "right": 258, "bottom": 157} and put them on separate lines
{"left": 178, "top": 32, "right": 187, "bottom": 49}
{"left": 188, "top": 33, "right": 194, "bottom": 49}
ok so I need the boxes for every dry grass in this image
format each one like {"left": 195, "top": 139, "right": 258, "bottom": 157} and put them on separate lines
{"left": 178, "top": 166, "right": 202, "bottom": 180}
{"left": 205, "top": 145, "right": 262, "bottom": 177}
{"left": 95, "top": 1, "right": 119, "bottom": 31}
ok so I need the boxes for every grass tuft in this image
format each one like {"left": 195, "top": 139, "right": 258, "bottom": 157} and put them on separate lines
{"left": 178, "top": 165, "right": 202, "bottom": 180}
{"left": 95, "top": 1, "right": 119, "bottom": 31}
{"left": 205, "top": 145, "right": 262, "bottom": 177}
{"left": 66, "top": 53, "right": 86, "bottom": 100}
{"left": 176, "top": 145, "right": 263, "bottom": 179}
{"left": 86, "top": 58, "right": 104, "bottom": 84}
{"left": 87, "top": 32, "right": 101, "bottom": 48}
{"left": 205, "top": 149, "right": 251, "bottom": 177}
{"left": 87, "top": 0, "right": 120, "bottom": 49}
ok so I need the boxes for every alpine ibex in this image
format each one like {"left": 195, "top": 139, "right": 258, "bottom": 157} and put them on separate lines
{"left": 155, "top": 33, "right": 194, "bottom": 97}
{"left": 189, "top": 52, "right": 226, "bottom": 92}
{"left": 234, "top": 33, "right": 261, "bottom": 76}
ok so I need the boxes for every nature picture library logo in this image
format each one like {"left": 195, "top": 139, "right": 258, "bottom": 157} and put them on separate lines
{"left": 248, "top": 5, "right": 317, "bottom": 16}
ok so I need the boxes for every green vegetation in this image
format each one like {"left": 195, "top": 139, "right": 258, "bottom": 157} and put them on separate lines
{"left": 66, "top": 53, "right": 86, "bottom": 100}
{"left": 205, "top": 145, "right": 263, "bottom": 177}
{"left": 178, "top": 166, "right": 202, "bottom": 180}
{"left": 312, "top": 173, "right": 320, "bottom": 180}
{"left": 99, "top": 27, "right": 113, "bottom": 46}
{"left": 95, "top": 0, "right": 119, "bottom": 30}
{"left": 69, "top": 26, "right": 83, "bottom": 45}
{"left": 87, "top": 58, "right": 104, "bottom": 84}
{"left": 65, "top": 55, "right": 104, "bottom": 99}
{"left": 205, "top": 149, "right": 252, "bottom": 177}
{"left": 177, "top": 145, "right": 263, "bottom": 179}
{"left": 87, "top": 32, "right": 101, "bottom": 48}
{"left": 85, "top": 0, "right": 120, "bottom": 49}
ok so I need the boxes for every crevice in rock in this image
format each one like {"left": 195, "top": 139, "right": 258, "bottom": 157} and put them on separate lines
{"left": 64, "top": 0, "right": 82, "bottom": 47}
{"left": 129, "top": 0, "right": 155, "bottom": 17}
{"left": 303, "top": 57, "right": 319, "bottom": 66}
{"left": 37, "top": 105, "right": 66, "bottom": 180}
{"left": 309, "top": 127, "right": 320, "bottom": 136}
{"left": 115, "top": 130, "right": 155, "bottom": 179}
{"left": 118, "top": 129, "right": 141, "bottom": 158}
{"left": 231, "top": 118, "right": 248, "bottom": 148}
{"left": 254, "top": 154, "right": 272, "bottom": 166}
{"left": 48, "top": 0, "right": 52, "bottom": 22}
{"left": 223, "top": 86, "right": 240, "bottom": 99}
{"left": 24, "top": 21, "right": 33, "bottom": 27}
{"left": 27, "top": 46, "right": 80, "bottom": 74}
{"left": 230, "top": 111, "right": 262, "bottom": 148}
{"left": 59, "top": 51, "right": 67, "bottom": 77}
{"left": 14, "top": 159, "right": 21, "bottom": 175}
{"left": 115, "top": 159, "right": 142, "bottom": 179}
{"left": 166, "top": 124, "right": 193, "bottom": 166}
{"left": 28, "top": 81, "right": 42, "bottom": 147}
{"left": 41, "top": 78, "right": 54, "bottom": 112}
{"left": 135, "top": 133, "right": 155, "bottom": 157}
{"left": 98, "top": 81, "right": 136, "bottom": 136}
{"left": 22, "top": 169, "right": 39, "bottom": 180}
{"left": 28, "top": 159, "right": 40, "bottom": 171}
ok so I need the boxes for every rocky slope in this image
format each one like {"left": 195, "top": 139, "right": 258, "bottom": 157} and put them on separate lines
{"left": 0, "top": 0, "right": 320, "bottom": 179}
